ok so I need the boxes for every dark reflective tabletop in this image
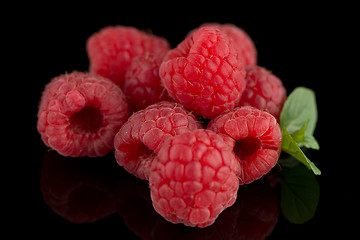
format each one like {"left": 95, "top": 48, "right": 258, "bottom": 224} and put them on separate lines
{"left": 38, "top": 151, "right": 281, "bottom": 239}
{"left": 26, "top": 147, "right": 347, "bottom": 239}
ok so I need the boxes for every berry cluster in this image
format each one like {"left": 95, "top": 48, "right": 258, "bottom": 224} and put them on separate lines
{"left": 38, "top": 23, "right": 286, "bottom": 227}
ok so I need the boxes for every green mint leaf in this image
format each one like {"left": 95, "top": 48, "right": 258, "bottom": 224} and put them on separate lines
{"left": 300, "top": 135, "right": 320, "bottom": 150}
{"left": 281, "top": 164, "right": 320, "bottom": 224}
{"left": 290, "top": 120, "right": 320, "bottom": 150}
{"left": 281, "top": 128, "right": 321, "bottom": 175}
{"left": 290, "top": 119, "right": 307, "bottom": 143}
{"left": 280, "top": 87, "right": 317, "bottom": 136}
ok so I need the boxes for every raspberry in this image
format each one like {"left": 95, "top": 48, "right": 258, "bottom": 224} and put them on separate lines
{"left": 149, "top": 129, "right": 240, "bottom": 227}
{"left": 86, "top": 26, "right": 170, "bottom": 88}
{"left": 190, "top": 23, "right": 257, "bottom": 66}
{"left": 37, "top": 72, "right": 129, "bottom": 157}
{"left": 123, "top": 52, "right": 172, "bottom": 113}
{"left": 114, "top": 101, "right": 202, "bottom": 180}
{"left": 239, "top": 66, "right": 287, "bottom": 120}
{"left": 207, "top": 106, "right": 282, "bottom": 184}
{"left": 160, "top": 26, "right": 246, "bottom": 119}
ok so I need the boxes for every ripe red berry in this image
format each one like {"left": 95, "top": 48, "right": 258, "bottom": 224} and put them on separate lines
{"left": 207, "top": 106, "right": 282, "bottom": 184}
{"left": 123, "top": 52, "right": 172, "bottom": 113}
{"left": 189, "top": 23, "right": 257, "bottom": 66}
{"left": 160, "top": 26, "right": 246, "bottom": 119}
{"left": 239, "top": 66, "right": 287, "bottom": 120}
{"left": 149, "top": 129, "right": 240, "bottom": 227}
{"left": 86, "top": 26, "right": 170, "bottom": 88}
{"left": 114, "top": 102, "right": 202, "bottom": 180}
{"left": 37, "top": 72, "right": 129, "bottom": 157}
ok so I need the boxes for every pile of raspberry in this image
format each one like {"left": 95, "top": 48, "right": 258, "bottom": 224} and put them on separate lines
{"left": 37, "top": 23, "right": 287, "bottom": 227}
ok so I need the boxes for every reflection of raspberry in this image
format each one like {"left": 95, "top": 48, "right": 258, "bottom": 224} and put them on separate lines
{"left": 86, "top": 26, "right": 170, "bottom": 88}
{"left": 37, "top": 72, "right": 128, "bottom": 157}
{"left": 239, "top": 66, "right": 287, "bottom": 120}
{"left": 207, "top": 106, "right": 282, "bottom": 185}
{"left": 116, "top": 173, "right": 278, "bottom": 240}
{"left": 160, "top": 26, "right": 246, "bottom": 119}
{"left": 40, "top": 151, "right": 118, "bottom": 223}
{"left": 116, "top": 173, "right": 159, "bottom": 239}
{"left": 183, "top": 181, "right": 279, "bottom": 240}
{"left": 124, "top": 52, "right": 172, "bottom": 113}
{"left": 149, "top": 129, "right": 240, "bottom": 227}
{"left": 229, "top": 182, "right": 279, "bottom": 240}
{"left": 190, "top": 23, "right": 257, "bottom": 66}
{"left": 114, "top": 102, "right": 202, "bottom": 180}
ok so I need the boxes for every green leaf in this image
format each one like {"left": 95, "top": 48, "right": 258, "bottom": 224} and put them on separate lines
{"left": 290, "top": 119, "right": 307, "bottom": 143}
{"left": 281, "top": 164, "right": 320, "bottom": 224}
{"left": 280, "top": 87, "right": 317, "bottom": 136}
{"left": 281, "top": 128, "right": 321, "bottom": 175}
{"left": 290, "top": 120, "right": 319, "bottom": 150}
{"left": 301, "top": 135, "right": 320, "bottom": 150}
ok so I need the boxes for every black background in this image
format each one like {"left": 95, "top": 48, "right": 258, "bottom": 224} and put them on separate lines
{"left": 8, "top": 3, "right": 356, "bottom": 239}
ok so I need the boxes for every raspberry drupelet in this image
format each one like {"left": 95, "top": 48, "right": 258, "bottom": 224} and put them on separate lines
{"left": 114, "top": 101, "right": 202, "bottom": 180}
{"left": 149, "top": 129, "right": 240, "bottom": 227}
{"left": 207, "top": 106, "right": 282, "bottom": 184}
{"left": 37, "top": 72, "right": 129, "bottom": 157}
{"left": 159, "top": 26, "right": 246, "bottom": 119}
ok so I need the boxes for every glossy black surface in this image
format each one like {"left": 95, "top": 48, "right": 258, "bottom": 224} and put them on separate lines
{"left": 13, "top": 6, "right": 354, "bottom": 239}
{"left": 38, "top": 151, "right": 281, "bottom": 239}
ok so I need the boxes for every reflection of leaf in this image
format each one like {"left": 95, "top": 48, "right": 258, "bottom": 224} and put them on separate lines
{"left": 280, "top": 164, "right": 320, "bottom": 224}
{"left": 281, "top": 128, "right": 321, "bottom": 175}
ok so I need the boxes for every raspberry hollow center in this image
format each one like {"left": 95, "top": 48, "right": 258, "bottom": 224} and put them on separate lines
{"left": 234, "top": 137, "right": 261, "bottom": 161}
{"left": 138, "top": 143, "right": 156, "bottom": 161}
{"left": 69, "top": 106, "right": 103, "bottom": 134}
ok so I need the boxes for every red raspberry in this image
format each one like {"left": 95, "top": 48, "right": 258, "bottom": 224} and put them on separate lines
{"left": 160, "top": 26, "right": 246, "bottom": 119}
{"left": 37, "top": 72, "right": 129, "bottom": 157}
{"left": 190, "top": 23, "right": 257, "bottom": 66}
{"left": 114, "top": 101, "right": 202, "bottom": 180}
{"left": 239, "top": 66, "right": 287, "bottom": 120}
{"left": 149, "top": 129, "right": 240, "bottom": 227}
{"left": 86, "top": 26, "right": 170, "bottom": 88}
{"left": 123, "top": 52, "right": 172, "bottom": 113}
{"left": 207, "top": 106, "right": 282, "bottom": 185}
